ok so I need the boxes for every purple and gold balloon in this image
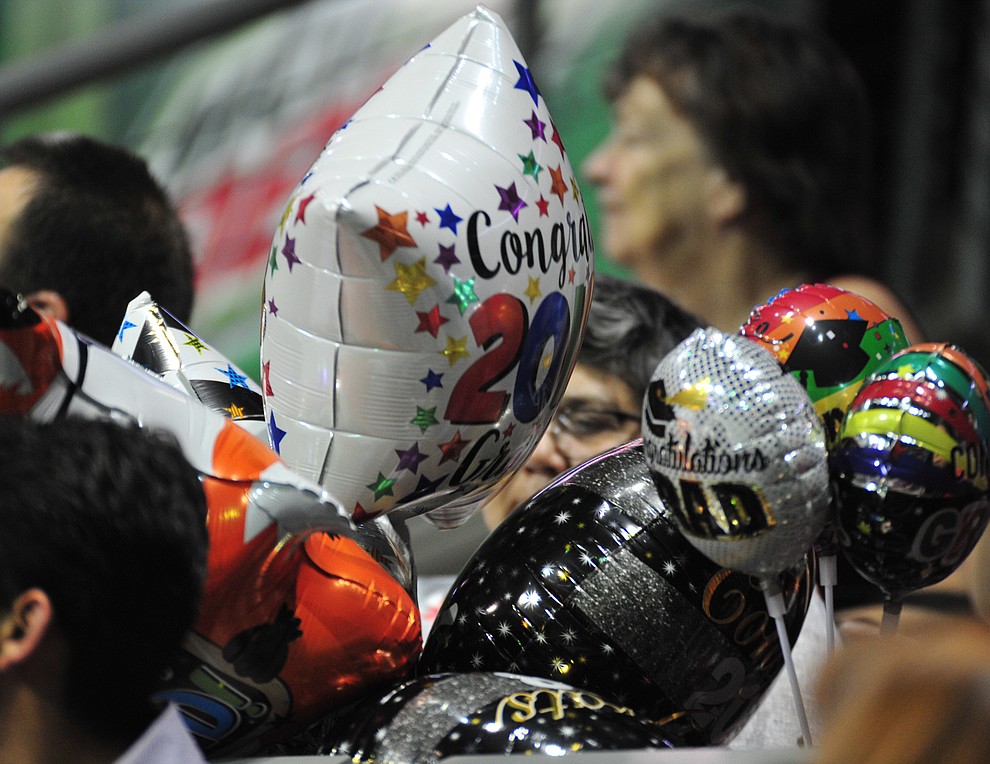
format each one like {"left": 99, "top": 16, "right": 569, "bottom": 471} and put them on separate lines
{"left": 420, "top": 441, "right": 813, "bottom": 746}
{"left": 642, "top": 327, "right": 830, "bottom": 578}
{"left": 830, "top": 343, "right": 990, "bottom": 600}
{"left": 260, "top": 7, "right": 593, "bottom": 523}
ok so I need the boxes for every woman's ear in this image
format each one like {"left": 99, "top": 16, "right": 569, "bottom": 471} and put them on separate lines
{"left": 0, "top": 589, "right": 53, "bottom": 671}
{"left": 24, "top": 290, "right": 69, "bottom": 323}
{"left": 706, "top": 167, "right": 746, "bottom": 225}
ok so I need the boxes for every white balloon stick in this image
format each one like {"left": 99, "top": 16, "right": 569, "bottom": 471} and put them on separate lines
{"left": 762, "top": 576, "right": 813, "bottom": 747}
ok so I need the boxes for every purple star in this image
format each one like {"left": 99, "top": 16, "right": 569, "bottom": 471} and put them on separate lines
{"left": 435, "top": 243, "right": 459, "bottom": 273}
{"left": 435, "top": 203, "right": 464, "bottom": 234}
{"left": 513, "top": 60, "right": 540, "bottom": 105}
{"left": 395, "top": 442, "right": 428, "bottom": 473}
{"left": 282, "top": 235, "right": 301, "bottom": 272}
{"left": 496, "top": 182, "right": 527, "bottom": 221}
{"left": 268, "top": 414, "right": 287, "bottom": 454}
{"left": 267, "top": 298, "right": 278, "bottom": 317}
{"left": 420, "top": 369, "right": 443, "bottom": 391}
{"left": 524, "top": 110, "right": 546, "bottom": 141}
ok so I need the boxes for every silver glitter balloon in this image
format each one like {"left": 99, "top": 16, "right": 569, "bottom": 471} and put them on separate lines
{"left": 642, "top": 327, "right": 829, "bottom": 578}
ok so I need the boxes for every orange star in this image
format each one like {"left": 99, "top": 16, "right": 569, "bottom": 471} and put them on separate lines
{"left": 549, "top": 166, "right": 568, "bottom": 204}
{"left": 361, "top": 206, "right": 417, "bottom": 261}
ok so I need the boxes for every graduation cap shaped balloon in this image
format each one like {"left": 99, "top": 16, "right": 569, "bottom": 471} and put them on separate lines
{"left": 260, "top": 5, "right": 593, "bottom": 523}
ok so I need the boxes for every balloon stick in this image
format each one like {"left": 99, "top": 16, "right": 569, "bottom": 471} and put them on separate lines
{"left": 817, "top": 549, "right": 837, "bottom": 655}
{"left": 762, "top": 576, "right": 812, "bottom": 747}
{"left": 880, "top": 597, "right": 902, "bottom": 637}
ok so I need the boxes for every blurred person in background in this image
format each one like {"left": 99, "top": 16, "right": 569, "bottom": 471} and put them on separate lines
{"left": 0, "top": 132, "right": 194, "bottom": 347}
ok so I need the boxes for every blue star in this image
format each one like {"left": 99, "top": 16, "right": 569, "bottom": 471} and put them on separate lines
{"left": 399, "top": 473, "right": 447, "bottom": 505}
{"left": 435, "top": 203, "right": 464, "bottom": 234}
{"left": 116, "top": 319, "right": 137, "bottom": 344}
{"left": 421, "top": 369, "right": 444, "bottom": 391}
{"left": 216, "top": 363, "right": 251, "bottom": 389}
{"left": 268, "top": 414, "right": 287, "bottom": 454}
{"left": 513, "top": 60, "right": 540, "bottom": 105}
{"left": 845, "top": 308, "right": 864, "bottom": 321}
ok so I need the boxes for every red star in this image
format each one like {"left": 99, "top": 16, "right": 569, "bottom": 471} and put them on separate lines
{"left": 416, "top": 210, "right": 430, "bottom": 226}
{"left": 536, "top": 195, "right": 550, "bottom": 217}
{"left": 295, "top": 192, "right": 316, "bottom": 224}
{"left": 438, "top": 430, "right": 471, "bottom": 464}
{"left": 549, "top": 166, "right": 568, "bottom": 204}
{"left": 550, "top": 119, "right": 565, "bottom": 154}
{"left": 361, "top": 206, "right": 417, "bottom": 261}
{"left": 505, "top": 423, "right": 516, "bottom": 437}
{"left": 415, "top": 305, "right": 449, "bottom": 338}
{"left": 262, "top": 360, "right": 274, "bottom": 396}
{"left": 569, "top": 268, "right": 576, "bottom": 283}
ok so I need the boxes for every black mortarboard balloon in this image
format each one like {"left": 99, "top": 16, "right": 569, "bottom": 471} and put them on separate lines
{"left": 420, "top": 441, "right": 813, "bottom": 746}
{"left": 318, "top": 672, "right": 680, "bottom": 759}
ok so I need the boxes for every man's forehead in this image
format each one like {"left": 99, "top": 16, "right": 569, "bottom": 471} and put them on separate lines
{"left": 0, "top": 165, "right": 39, "bottom": 258}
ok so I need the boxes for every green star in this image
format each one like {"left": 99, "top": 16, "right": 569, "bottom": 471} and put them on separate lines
{"left": 410, "top": 406, "right": 439, "bottom": 433}
{"left": 183, "top": 334, "right": 209, "bottom": 354}
{"left": 446, "top": 276, "right": 479, "bottom": 316}
{"left": 366, "top": 472, "right": 396, "bottom": 501}
{"left": 519, "top": 150, "right": 542, "bottom": 180}
{"left": 269, "top": 243, "right": 279, "bottom": 274}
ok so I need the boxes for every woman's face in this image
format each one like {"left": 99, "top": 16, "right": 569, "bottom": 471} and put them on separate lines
{"left": 583, "top": 76, "right": 723, "bottom": 267}
{"left": 480, "top": 363, "right": 641, "bottom": 530}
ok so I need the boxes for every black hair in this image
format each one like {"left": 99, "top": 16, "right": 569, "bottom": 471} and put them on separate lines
{"left": 603, "top": 7, "right": 873, "bottom": 276}
{"left": 580, "top": 274, "right": 704, "bottom": 400}
{"left": 0, "top": 415, "right": 208, "bottom": 740}
{"left": 0, "top": 133, "right": 194, "bottom": 345}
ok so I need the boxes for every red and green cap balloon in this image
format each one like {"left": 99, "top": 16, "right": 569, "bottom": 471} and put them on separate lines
{"left": 260, "top": 7, "right": 593, "bottom": 522}
{"left": 830, "top": 343, "right": 990, "bottom": 600}
{"left": 740, "top": 283, "right": 910, "bottom": 445}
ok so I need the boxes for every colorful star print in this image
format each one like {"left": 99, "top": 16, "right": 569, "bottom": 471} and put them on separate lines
{"left": 268, "top": 414, "right": 286, "bottom": 453}
{"left": 415, "top": 305, "right": 449, "bottom": 337}
{"left": 446, "top": 276, "right": 479, "bottom": 315}
{"left": 361, "top": 206, "right": 417, "bottom": 261}
{"left": 438, "top": 430, "right": 470, "bottom": 464}
{"left": 262, "top": 360, "right": 274, "bottom": 396}
{"left": 536, "top": 195, "right": 550, "bottom": 217}
{"left": 416, "top": 210, "right": 430, "bottom": 226}
{"left": 435, "top": 203, "right": 464, "bottom": 234}
{"left": 268, "top": 298, "right": 279, "bottom": 317}
{"left": 519, "top": 151, "right": 542, "bottom": 180}
{"left": 282, "top": 235, "right": 301, "bottom": 271}
{"left": 435, "top": 243, "right": 459, "bottom": 273}
{"left": 548, "top": 166, "right": 568, "bottom": 204}
{"left": 225, "top": 402, "right": 246, "bottom": 419}
{"left": 513, "top": 60, "right": 540, "bottom": 105}
{"left": 550, "top": 119, "right": 565, "bottom": 154}
{"left": 278, "top": 196, "right": 295, "bottom": 232}
{"left": 410, "top": 406, "right": 439, "bottom": 433}
{"left": 182, "top": 334, "right": 209, "bottom": 354}
{"left": 268, "top": 243, "right": 278, "bottom": 274}
{"left": 295, "top": 192, "right": 316, "bottom": 224}
{"left": 524, "top": 110, "right": 547, "bottom": 141}
{"left": 386, "top": 257, "right": 435, "bottom": 305}
{"left": 395, "top": 443, "right": 429, "bottom": 473}
{"left": 400, "top": 473, "right": 447, "bottom": 505}
{"left": 524, "top": 277, "right": 542, "bottom": 305}
{"left": 571, "top": 176, "right": 580, "bottom": 202}
{"left": 117, "top": 320, "right": 136, "bottom": 344}
{"left": 420, "top": 369, "right": 443, "bottom": 391}
{"left": 367, "top": 472, "right": 396, "bottom": 501}
{"left": 440, "top": 335, "right": 469, "bottom": 366}
{"left": 495, "top": 182, "right": 527, "bottom": 221}
{"left": 216, "top": 363, "right": 251, "bottom": 389}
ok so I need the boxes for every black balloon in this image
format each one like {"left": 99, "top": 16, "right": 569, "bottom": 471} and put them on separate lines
{"left": 420, "top": 441, "right": 814, "bottom": 746}
{"left": 320, "top": 672, "right": 679, "bottom": 759}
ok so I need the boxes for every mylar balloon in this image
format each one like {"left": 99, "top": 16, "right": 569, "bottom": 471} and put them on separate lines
{"left": 830, "top": 343, "right": 990, "bottom": 601}
{"left": 261, "top": 5, "right": 593, "bottom": 522}
{"left": 111, "top": 291, "right": 416, "bottom": 595}
{"left": 320, "top": 672, "right": 679, "bottom": 759}
{"left": 420, "top": 441, "right": 813, "bottom": 746}
{"left": 0, "top": 289, "right": 421, "bottom": 757}
{"left": 642, "top": 327, "right": 830, "bottom": 579}
{"left": 112, "top": 291, "right": 268, "bottom": 441}
{"left": 740, "top": 283, "right": 909, "bottom": 445}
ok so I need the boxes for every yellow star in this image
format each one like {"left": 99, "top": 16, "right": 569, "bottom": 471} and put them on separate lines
{"left": 279, "top": 194, "right": 296, "bottom": 233}
{"left": 524, "top": 276, "right": 542, "bottom": 305}
{"left": 896, "top": 363, "right": 916, "bottom": 379}
{"left": 385, "top": 258, "right": 435, "bottom": 305}
{"left": 225, "top": 402, "right": 245, "bottom": 419}
{"left": 440, "top": 335, "right": 469, "bottom": 366}
{"left": 669, "top": 377, "right": 712, "bottom": 410}
{"left": 570, "top": 176, "right": 580, "bottom": 202}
